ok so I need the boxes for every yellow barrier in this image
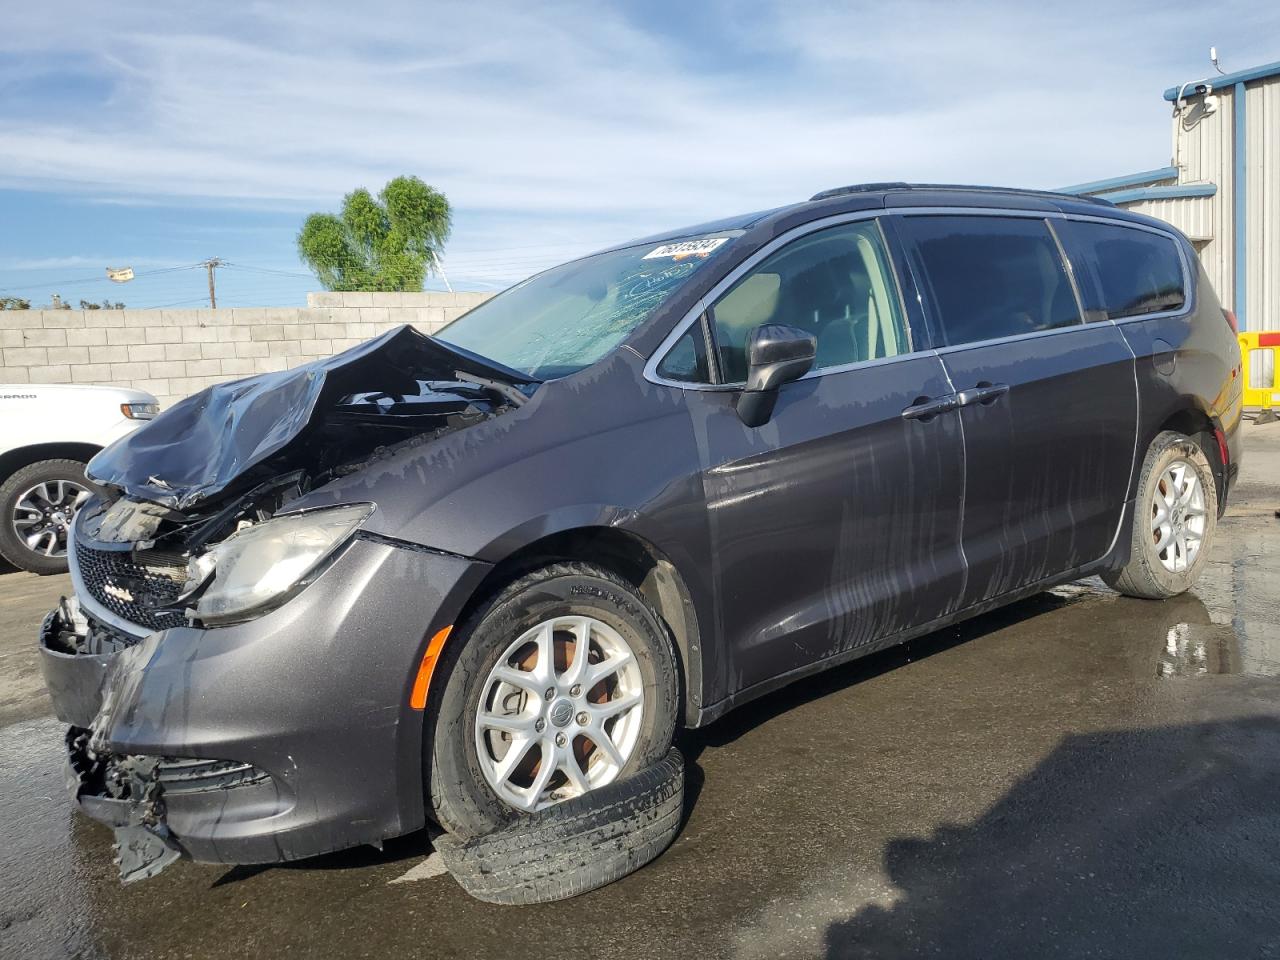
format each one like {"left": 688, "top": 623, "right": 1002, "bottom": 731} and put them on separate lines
{"left": 1239, "top": 332, "right": 1280, "bottom": 409}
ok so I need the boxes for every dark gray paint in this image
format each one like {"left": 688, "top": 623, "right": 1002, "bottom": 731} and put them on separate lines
{"left": 688, "top": 353, "right": 967, "bottom": 693}
{"left": 42, "top": 538, "right": 490, "bottom": 863}
{"left": 39, "top": 185, "right": 1245, "bottom": 867}
{"left": 938, "top": 324, "right": 1139, "bottom": 601}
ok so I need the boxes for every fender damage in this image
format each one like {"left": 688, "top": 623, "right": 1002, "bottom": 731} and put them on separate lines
{"left": 39, "top": 325, "right": 523, "bottom": 881}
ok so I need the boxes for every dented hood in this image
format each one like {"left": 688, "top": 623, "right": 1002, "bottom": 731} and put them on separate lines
{"left": 87, "top": 325, "right": 538, "bottom": 510}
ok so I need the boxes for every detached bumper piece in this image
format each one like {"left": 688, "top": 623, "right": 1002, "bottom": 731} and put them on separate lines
{"left": 65, "top": 728, "right": 274, "bottom": 882}
{"left": 65, "top": 729, "right": 182, "bottom": 883}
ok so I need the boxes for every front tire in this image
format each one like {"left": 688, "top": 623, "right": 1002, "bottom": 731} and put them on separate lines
{"left": 1104, "top": 431, "right": 1217, "bottom": 599}
{"left": 426, "top": 561, "right": 679, "bottom": 840}
{"left": 0, "top": 459, "right": 92, "bottom": 575}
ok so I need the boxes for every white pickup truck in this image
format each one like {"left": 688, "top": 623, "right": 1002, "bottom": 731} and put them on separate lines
{"left": 0, "top": 384, "right": 159, "bottom": 574}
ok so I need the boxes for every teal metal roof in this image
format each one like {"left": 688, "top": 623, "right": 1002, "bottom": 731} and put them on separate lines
{"left": 1163, "top": 60, "right": 1280, "bottom": 100}
{"left": 1057, "top": 166, "right": 1178, "bottom": 196}
{"left": 1094, "top": 183, "right": 1217, "bottom": 204}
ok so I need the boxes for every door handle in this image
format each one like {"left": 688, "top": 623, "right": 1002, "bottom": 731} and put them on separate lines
{"left": 956, "top": 382, "right": 1010, "bottom": 407}
{"left": 901, "top": 395, "right": 960, "bottom": 421}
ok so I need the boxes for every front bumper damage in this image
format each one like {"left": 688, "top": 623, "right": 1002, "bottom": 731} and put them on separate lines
{"left": 43, "top": 605, "right": 196, "bottom": 881}
{"left": 39, "top": 536, "right": 488, "bottom": 882}
{"left": 64, "top": 727, "right": 183, "bottom": 882}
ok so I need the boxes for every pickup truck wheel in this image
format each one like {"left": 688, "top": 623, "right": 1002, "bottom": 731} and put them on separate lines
{"left": 426, "top": 561, "right": 679, "bottom": 841}
{"left": 0, "top": 459, "right": 92, "bottom": 575}
{"left": 1103, "top": 431, "right": 1217, "bottom": 600}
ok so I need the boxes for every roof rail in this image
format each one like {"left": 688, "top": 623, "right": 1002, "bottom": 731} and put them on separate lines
{"left": 807, "top": 182, "right": 1115, "bottom": 207}
{"left": 907, "top": 183, "right": 1116, "bottom": 206}
{"left": 809, "top": 183, "right": 909, "bottom": 201}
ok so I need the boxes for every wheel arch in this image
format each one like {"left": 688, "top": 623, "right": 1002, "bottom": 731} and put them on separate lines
{"left": 452, "top": 525, "right": 705, "bottom": 727}
{"left": 0, "top": 442, "right": 102, "bottom": 484}
{"left": 1151, "top": 405, "right": 1227, "bottom": 508}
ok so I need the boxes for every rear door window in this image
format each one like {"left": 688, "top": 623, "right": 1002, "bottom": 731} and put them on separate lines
{"left": 706, "top": 220, "right": 909, "bottom": 383}
{"left": 899, "top": 216, "right": 1082, "bottom": 347}
{"left": 1055, "top": 220, "right": 1186, "bottom": 319}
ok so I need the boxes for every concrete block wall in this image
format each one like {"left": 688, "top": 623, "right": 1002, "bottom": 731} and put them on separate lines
{"left": 0, "top": 291, "right": 493, "bottom": 409}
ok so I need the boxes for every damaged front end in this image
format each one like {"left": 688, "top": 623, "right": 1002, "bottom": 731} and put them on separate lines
{"left": 61, "top": 325, "right": 529, "bottom": 642}
{"left": 65, "top": 727, "right": 182, "bottom": 883}
{"left": 39, "top": 325, "right": 525, "bottom": 881}
{"left": 69, "top": 325, "right": 531, "bottom": 632}
{"left": 43, "top": 603, "right": 187, "bottom": 883}
{"left": 43, "top": 599, "right": 282, "bottom": 882}
{"left": 85, "top": 323, "right": 538, "bottom": 512}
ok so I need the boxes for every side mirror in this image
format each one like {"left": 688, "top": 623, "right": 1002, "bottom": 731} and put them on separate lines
{"left": 736, "top": 324, "right": 816, "bottom": 427}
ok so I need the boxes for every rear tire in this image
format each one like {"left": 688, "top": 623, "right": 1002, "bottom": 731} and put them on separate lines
{"left": 0, "top": 459, "right": 92, "bottom": 575}
{"left": 425, "top": 561, "right": 679, "bottom": 840}
{"left": 1103, "top": 431, "right": 1217, "bottom": 599}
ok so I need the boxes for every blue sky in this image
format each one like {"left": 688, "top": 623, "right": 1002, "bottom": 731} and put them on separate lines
{"left": 1, "top": 1, "right": 1277, "bottom": 308}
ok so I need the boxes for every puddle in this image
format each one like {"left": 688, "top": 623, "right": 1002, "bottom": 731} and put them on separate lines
{"left": 1042, "top": 560, "right": 1280, "bottom": 682}
{"left": 1156, "top": 620, "right": 1280, "bottom": 678}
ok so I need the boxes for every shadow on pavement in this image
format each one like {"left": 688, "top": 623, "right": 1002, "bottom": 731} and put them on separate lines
{"left": 823, "top": 715, "right": 1280, "bottom": 959}
{"left": 213, "top": 829, "right": 438, "bottom": 887}
{"left": 683, "top": 588, "right": 1086, "bottom": 759}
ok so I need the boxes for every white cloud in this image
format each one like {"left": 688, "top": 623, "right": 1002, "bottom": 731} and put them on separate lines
{"left": 2, "top": 0, "right": 1278, "bottom": 258}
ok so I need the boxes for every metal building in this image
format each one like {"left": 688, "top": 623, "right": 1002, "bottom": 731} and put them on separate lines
{"left": 1060, "top": 59, "right": 1279, "bottom": 332}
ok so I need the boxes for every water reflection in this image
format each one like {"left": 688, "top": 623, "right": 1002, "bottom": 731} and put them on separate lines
{"left": 1158, "top": 621, "right": 1238, "bottom": 677}
{"left": 1156, "top": 618, "right": 1280, "bottom": 679}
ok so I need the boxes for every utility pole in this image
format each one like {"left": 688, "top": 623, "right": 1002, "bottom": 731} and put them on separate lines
{"left": 202, "top": 257, "right": 224, "bottom": 309}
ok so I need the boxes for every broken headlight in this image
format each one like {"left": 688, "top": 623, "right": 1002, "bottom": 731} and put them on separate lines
{"left": 184, "top": 503, "right": 374, "bottom": 625}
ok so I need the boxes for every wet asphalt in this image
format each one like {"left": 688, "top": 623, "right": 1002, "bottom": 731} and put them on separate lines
{"left": 3, "top": 426, "right": 1280, "bottom": 960}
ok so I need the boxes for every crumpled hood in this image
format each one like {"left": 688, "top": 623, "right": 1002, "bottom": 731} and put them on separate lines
{"left": 86, "top": 325, "right": 538, "bottom": 510}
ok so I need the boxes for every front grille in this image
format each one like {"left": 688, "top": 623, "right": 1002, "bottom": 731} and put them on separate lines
{"left": 74, "top": 542, "right": 188, "bottom": 633}
{"left": 83, "top": 613, "right": 145, "bottom": 653}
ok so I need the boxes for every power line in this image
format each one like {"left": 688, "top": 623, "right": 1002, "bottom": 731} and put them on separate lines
{"left": 0, "top": 262, "right": 205, "bottom": 295}
{"left": 224, "top": 256, "right": 559, "bottom": 276}
{"left": 221, "top": 262, "right": 315, "bottom": 280}
{"left": 0, "top": 244, "right": 594, "bottom": 298}
{"left": 224, "top": 247, "right": 592, "bottom": 275}
{"left": 0, "top": 250, "right": 570, "bottom": 308}
{"left": 148, "top": 296, "right": 211, "bottom": 309}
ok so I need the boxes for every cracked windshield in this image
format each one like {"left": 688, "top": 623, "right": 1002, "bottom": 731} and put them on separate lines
{"left": 438, "top": 237, "right": 732, "bottom": 379}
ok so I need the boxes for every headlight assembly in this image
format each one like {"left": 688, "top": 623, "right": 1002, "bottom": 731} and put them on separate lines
{"left": 183, "top": 503, "right": 373, "bottom": 625}
{"left": 121, "top": 402, "right": 160, "bottom": 420}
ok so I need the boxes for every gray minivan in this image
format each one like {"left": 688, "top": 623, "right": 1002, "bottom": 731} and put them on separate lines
{"left": 39, "top": 183, "right": 1243, "bottom": 880}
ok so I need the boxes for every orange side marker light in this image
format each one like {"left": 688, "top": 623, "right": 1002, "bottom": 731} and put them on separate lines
{"left": 409, "top": 625, "right": 453, "bottom": 709}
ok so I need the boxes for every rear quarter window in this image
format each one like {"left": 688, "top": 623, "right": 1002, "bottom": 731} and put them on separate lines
{"left": 1056, "top": 220, "right": 1186, "bottom": 320}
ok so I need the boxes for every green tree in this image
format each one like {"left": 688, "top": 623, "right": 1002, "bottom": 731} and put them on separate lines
{"left": 0, "top": 297, "right": 30, "bottom": 310}
{"left": 296, "top": 176, "right": 451, "bottom": 292}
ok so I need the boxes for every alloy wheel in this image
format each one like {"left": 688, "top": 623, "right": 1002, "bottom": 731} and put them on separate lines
{"left": 474, "top": 615, "right": 645, "bottom": 812}
{"left": 11, "top": 478, "right": 88, "bottom": 559}
{"left": 1150, "top": 459, "right": 1207, "bottom": 573}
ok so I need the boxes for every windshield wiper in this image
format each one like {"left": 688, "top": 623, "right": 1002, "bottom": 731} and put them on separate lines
{"left": 454, "top": 371, "right": 533, "bottom": 407}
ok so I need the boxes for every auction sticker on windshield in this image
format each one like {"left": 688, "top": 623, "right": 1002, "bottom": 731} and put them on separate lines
{"left": 642, "top": 238, "right": 729, "bottom": 260}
